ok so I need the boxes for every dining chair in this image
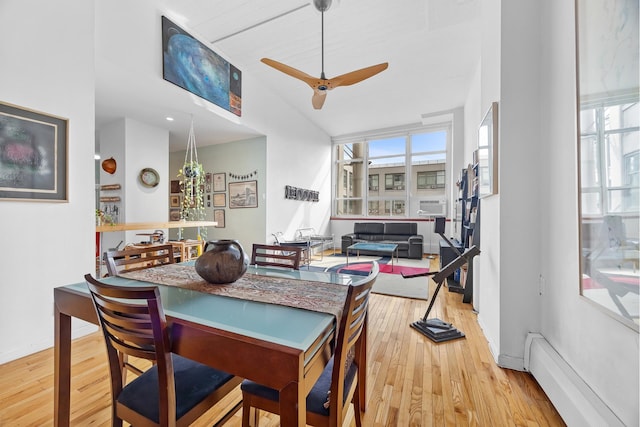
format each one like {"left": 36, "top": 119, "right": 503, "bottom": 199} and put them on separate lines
{"left": 240, "top": 261, "right": 379, "bottom": 427}
{"left": 104, "top": 244, "right": 175, "bottom": 276}
{"left": 272, "top": 231, "right": 322, "bottom": 267}
{"left": 85, "top": 274, "right": 242, "bottom": 427}
{"left": 251, "top": 243, "right": 303, "bottom": 270}
{"left": 103, "top": 244, "right": 177, "bottom": 380}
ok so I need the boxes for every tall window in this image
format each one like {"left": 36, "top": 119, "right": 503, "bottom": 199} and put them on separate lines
{"left": 368, "top": 174, "right": 379, "bottom": 191}
{"left": 334, "top": 125, "right": 449, "bottom": 217}
{"left": 580, "top": 101, "right": 639, "bottom": 215}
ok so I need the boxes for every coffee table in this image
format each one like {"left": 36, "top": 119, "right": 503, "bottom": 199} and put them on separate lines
{"left": 346, "top": 242, "right": 398, "bottom": 271}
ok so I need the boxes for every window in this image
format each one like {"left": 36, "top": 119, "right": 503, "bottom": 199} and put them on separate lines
{"left": 368, "top": 174, "right": 379, "bottom": 191}
{"left": 580, "top": 102, "right": 639, "bottom": 215}
{"left": 417, "top": 170, "right": 445, "bottom": 189}
{"left": 334, "top": 125, "right": 449, "bottom": 217}
{"left": 385, "top": 173, "right": 405, "bottom": 190}
{"left": 335, "top": 143, "right": 364, "bottom": 216}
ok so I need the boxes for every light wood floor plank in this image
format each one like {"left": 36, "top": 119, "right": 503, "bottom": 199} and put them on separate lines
{"left": 0, "top": 256, "right": 565, "bottom": 426}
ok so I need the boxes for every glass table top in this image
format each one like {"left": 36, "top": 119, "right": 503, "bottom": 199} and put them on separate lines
{"left": 65, "top": 265, "right": 356, "bottom": 352}
{"left": 347, "top": 242, "right": 398, "bottom": 251}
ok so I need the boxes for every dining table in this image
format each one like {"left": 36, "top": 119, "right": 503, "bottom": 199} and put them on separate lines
{"left": 53, "top": 264, "right": 366, "bottom": 427}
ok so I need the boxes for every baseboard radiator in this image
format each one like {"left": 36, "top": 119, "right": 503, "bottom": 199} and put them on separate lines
{"left": 524, "top": 333, "right": 623, "bottom": 427}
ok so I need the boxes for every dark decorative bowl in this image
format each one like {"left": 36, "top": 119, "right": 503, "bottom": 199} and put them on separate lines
{"left": 195, "top": 239, "right": 248, "bottom": 284}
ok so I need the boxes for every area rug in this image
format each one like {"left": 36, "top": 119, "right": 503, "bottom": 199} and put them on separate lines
{"left": 327, "top": 261, "right": 429, "bottom": 277}
{"left": 308, "top": 255, "right": 430, "bottom": 300}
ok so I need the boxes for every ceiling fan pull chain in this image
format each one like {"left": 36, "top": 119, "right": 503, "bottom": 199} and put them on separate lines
{"left": 320, "top": 10, "right": 325, "bottom": 79}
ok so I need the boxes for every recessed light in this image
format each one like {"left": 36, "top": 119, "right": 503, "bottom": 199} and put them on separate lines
{"left": 166, "top": 116, "right": 174, "bottom": 121}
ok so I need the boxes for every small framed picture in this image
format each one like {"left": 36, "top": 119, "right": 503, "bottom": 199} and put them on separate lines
{"left": 170, "top": 180, "right": 181, "bottom": 194}
{"left": 170, "top": 195, "right": 180, "bottom": 207}
{"left": 213, "top": 193, "right": 226, "bottom": 207}
{"left": 213, "top": 173, "right": 226, "bottom": 192}
{"left": 229, "top": 180, "right": 258, "bottom": 209}
{"left": 214, "top": 209, "right": 225, "bottom": 228}
{"left": 169, "top": 209, "right": 181, "bottom": 221}
{"left": 205, "top": 172, "right": 212, "bottom": 193}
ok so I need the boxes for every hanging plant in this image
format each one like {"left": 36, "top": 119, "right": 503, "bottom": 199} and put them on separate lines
{"left": 177, "top": 119, "right": 207, "bottom": 240}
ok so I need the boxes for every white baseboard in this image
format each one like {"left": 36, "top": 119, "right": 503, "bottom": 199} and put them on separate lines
{"left": 524, "top": 333, "right": 624, "bottom": 427}
{"left": 497, "top": 353, "right": 524, "bottom": 370}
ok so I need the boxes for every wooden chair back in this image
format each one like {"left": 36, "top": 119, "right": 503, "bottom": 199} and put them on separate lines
{"left": 84, "top": 274, "right": 241, "bottom": 426}
{"left": 251, "top": 244, "right": 302, "bottom": 270}
{"left": 314, "top": 260, "right": 379, "bottom": 426}
{"left": 240, "top": 261, "right": 379, "bottom": 427}
{"left": 104, "top": 244, "right": 175, "bottom": 276}
{"left": 85, "top": 274, "right": 175, "bottom": 424}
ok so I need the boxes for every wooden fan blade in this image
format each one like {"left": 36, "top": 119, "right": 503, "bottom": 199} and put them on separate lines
{"left": 261, "top": 58, "right": 317, "bottom": 87}
{"left": 331, "top": 62, "right": 388, "bottom": 87}
{"left": 312, "top": 90, "right": 327, "bottom": 109}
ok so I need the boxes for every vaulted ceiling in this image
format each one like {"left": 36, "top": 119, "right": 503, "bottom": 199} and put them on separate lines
{"left": 95, "top": 0, "right": 481, "bottom": 151}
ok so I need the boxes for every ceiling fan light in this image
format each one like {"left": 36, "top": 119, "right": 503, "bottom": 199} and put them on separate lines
{"left": 313, "top": 0, "right": 332, "bottom": 12}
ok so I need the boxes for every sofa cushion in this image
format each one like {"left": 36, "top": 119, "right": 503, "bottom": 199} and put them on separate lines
{"left": 354, "top": 222, "right": 385, "bottom": 240}
{"left": 383, "top": 234, "right": 412, "bottom": 241}
{"left": 383, "top": 222, "right": 417, "bottom": 236}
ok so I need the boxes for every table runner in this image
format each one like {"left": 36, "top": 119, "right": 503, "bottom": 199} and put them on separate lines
{"left": 118, "top": 263, "right": 348, "bottom": 319}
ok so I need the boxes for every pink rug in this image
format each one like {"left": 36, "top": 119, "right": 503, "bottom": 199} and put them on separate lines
{"left": 328, "top": 262, "right": 429, "bottom": 277}
{"left": 582, "top": 273, "right": 639, "bottom": 290}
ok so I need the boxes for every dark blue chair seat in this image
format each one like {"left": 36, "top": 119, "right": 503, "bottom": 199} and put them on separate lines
{"left": 119, "top": 354, "right": 235, "bottom": 423}
{"left": 241, "top": 356, "right": 358, "bottom": 417}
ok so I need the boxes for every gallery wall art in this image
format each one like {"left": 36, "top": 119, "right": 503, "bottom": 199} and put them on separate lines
{"left": 0, "top": 101, "right": 68, "bottom": 202}
{"left": 162, "top": 16, "right": 242, "bottom": 116}
{"left": 229, "top": 180, "right": 257, "bottom": 208}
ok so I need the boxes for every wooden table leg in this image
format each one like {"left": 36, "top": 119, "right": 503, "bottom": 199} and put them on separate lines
{"left": 54, "top": 304, "right": 72, "bottom": 427}
{"left": 279, "top": 381, "right": 305, "bottom": 426}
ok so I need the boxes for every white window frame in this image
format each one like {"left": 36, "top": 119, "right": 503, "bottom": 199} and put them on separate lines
{"left": 332, "top": 122, "right": 451, "bottom": 218}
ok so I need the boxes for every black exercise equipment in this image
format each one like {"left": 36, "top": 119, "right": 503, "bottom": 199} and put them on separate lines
{"left": 402, "top": 245, "right": 480, "bottom": 342}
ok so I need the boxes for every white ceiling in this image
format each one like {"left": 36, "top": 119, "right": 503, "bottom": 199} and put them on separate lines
{"left": 95, "top": 0, "right": 481, "bottom": 152}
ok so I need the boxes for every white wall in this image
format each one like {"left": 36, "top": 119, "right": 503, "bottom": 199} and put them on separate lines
{"left": 472, "top": 0, "right": 639, "bottom": 425}
{"left": 497, "top": 0, "right": 544, "bottom": 367}
{"left": 537, "top": 0, "right": 638, "bottom": 424}
{"left": 99, "top": 118, "right": 170, "bottom": 251}
{"left": 240, "top": 72, "right": 333, "bottom": 243}
{"left": 0, "top": 0, "right": 96, "bottom": 362}
{"left": 475, "top": 0, "right": 502, "bottom": 355}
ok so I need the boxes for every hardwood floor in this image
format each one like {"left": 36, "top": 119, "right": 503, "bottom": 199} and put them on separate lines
{"left": 0, "top": 257, "right": 564, "bottom": 426}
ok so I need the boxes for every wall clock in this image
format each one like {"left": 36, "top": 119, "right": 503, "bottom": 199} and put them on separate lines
{"left": 139, "top": 167, "right": 159, "bottom": 188}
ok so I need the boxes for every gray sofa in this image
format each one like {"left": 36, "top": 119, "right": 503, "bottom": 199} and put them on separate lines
{"left": 341, "top": 222, "right": 424, "bottom": 259}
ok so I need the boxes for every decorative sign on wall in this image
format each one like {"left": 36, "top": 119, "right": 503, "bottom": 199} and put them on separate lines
{"left": 285, "top": 185, "right": 319, "bottom": 202}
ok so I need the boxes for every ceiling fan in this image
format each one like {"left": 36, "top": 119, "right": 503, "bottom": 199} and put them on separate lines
{"left": 261, "top": 0, "right": 388, "bottom": 110}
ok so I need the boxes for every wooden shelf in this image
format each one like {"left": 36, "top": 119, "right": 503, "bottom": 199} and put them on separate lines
{"left": 96, "top": 221, "right": 217, "bottom": 232}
